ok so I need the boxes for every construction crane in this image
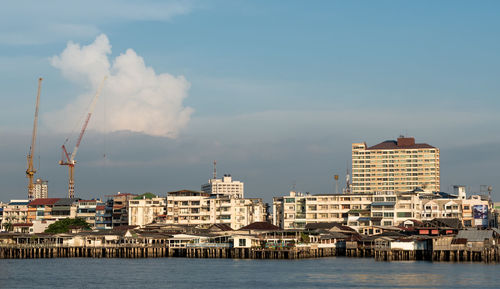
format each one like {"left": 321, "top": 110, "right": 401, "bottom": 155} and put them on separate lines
{"left": 59, "top": 77, "right": 106, "bottom": 198}
{"left": 26, "top": 77, "right": 43, "bottom": 200}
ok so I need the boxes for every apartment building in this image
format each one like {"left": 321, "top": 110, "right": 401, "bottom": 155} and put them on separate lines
{"left": 108, "top": 193, "right": 136, "bottom": 227}
{"left": 2, "top": 200, "right": 30, "bottom": 231}
{"left": 202, "top": 174, "right": 244, "bottom": 198}
{"left": 129, "top": 196, "right": 166, "bottom": 227}
{"left": 274, "top": 188, "right": 491, "bottom": 230}
{"left": 352, "top": 137, "right": 440, "bottom": 194}
{"left": 368, "top": 191, "right": 422, "bottom": 227}
{"left": 273, "top": 192, "right": 373, "bottom": 230}
{"left": 165, "top": 190, "right": 267, "bottom": 229}
{"left": 33, "top": 179, "right": 48, "bottom": 199}
{"left": 27, "top": 198, "right": 78, "bottom": 223}
{"left": 76, "top": 200, "right": 103, "bottom": 227}
{"left": 95, "top": 203, "right": 113, "bottom": 230}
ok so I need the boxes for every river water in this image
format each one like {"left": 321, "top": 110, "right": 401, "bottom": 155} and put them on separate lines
{"left": 0, "top": 257, "right": 498, "bottom": 288}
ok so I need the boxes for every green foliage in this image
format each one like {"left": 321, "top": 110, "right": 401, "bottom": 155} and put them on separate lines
{"left": 133, "top": 192, "right": 157, "bottom": 200}
{"left": 44, "top": 218, "right": 91, "bottom": 234}
{"left": 300, "top": 232, "right": 310, "bottom": 243}
{"left": 2, "top": 222, "right": 13, "bottom": 232}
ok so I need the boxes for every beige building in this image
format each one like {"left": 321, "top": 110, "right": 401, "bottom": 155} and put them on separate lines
{"left": 352, "top": 137, "right": 440, "bottom": 194}
{"left": 273, "top": 188, "right": 491, "bottom": 230}
{"left": 2, "top": 200, "right": 30, "bottom": 231}
{"left": 128, "top": 197, "right": 166, "bottom": 227}
{"left": 165, "top": 190, "right": 267, "bottom": 229}
{"left": 202, "top": 174, "right": 244, "bottom": 198}
{"left": 273, "top": 191, "right": 373, "bottom": 230}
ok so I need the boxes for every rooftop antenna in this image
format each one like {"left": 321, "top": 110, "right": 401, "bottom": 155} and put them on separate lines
{"left": 334, "top": 174, "right": 339, "bottom": 194}
{"left": 213, "top": 160, "right": 217, "bottom": 179}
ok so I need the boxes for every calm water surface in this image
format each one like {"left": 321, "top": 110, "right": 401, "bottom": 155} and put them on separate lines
{"left": 0, "top": 257, "right": 498, "bottom": 288}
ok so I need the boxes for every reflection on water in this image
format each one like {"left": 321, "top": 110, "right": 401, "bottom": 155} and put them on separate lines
{"left": 0, "top": 257, "right": 498, "bottom": 289}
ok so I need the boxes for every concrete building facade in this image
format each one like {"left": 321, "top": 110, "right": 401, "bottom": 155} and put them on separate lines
{"left": 129, "top": 197, "right": 166, "bottom": 227}
{"left": 165, "top": 190, "right": 267, "bottom": 229}
{"left": 273, "top": 189, "right": 490, "bottom": 231}
{"left": 202, "top": 174, "right": 244, "bottom": 198}
{"left": 33, "top": 178, "right": 48, "bottom": 199}
{"left": 352, "top": 137, "right": 440, "bottom": 194}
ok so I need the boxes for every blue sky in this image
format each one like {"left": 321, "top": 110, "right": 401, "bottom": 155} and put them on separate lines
{"left": 1, "top": 0, "right": 499, "bottom": 202}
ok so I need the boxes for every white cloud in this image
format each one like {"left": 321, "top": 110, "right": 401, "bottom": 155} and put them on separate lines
{"left": 44, "top": 34, "right": 193, "bottom": 138}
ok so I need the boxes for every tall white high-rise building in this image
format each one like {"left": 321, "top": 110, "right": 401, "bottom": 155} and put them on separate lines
{"left": 33, "top": 179, "right": 48, "bottom": 199}
{"left": 202, "top": 174, "right": 244, "bottom": 198}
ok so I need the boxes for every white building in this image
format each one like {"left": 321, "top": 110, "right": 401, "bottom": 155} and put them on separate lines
{"left": 128, "top": 196, "right": 166, "bottom": 227}
{"left": 165, "top": 190, "right": 267, "bottom": 229}
{"left": 33, "top": 179, "right": 48, "bottom": 199}
{"left": 202, "top": 174, "right": 244, "bottom": 198}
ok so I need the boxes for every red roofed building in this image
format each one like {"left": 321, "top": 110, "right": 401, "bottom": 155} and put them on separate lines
{"left": 352, "top": 137, "right": 440, "bottom": 194}
{"left": 27, "top": 198, "right": 61, "bottom": 222}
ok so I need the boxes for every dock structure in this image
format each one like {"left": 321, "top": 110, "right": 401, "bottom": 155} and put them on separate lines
{"left": 0, "top": 244, "right": 343, "bottom": 260}
{"left": 1, "top": 224, "right": 500, "bottom": 262}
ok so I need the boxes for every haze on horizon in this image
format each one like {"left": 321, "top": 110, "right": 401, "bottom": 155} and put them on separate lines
{"left": 1, "top": 0, "right": 499, "bottom": 203}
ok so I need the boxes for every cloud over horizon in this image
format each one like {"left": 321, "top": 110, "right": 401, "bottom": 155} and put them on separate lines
{"left": 45, "top": 34, "right": 193, "bottom": 138}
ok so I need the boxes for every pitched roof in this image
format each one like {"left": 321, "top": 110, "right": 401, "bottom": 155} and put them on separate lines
{"left": 54, "top": 198, "right": 79, "bottom": 206}
{"left": 305, "top": 222, "right": 356, "bottom": 232}
{"left": 239, "top": 222, "right": 280, "bottom": 231}
{"left": 455, "top": 230, "right": 493, "bottom": 242}
{"left": 367, "top": 137, "right": 435, "bottom": 150}
{"left": 208, "top": 223, "right": 233, "bottom": 231}
{"left": 29, "top": 198, "right": 60, "bottom": 206}
{"left": 430, "top": 218, "right": 462, "bottom": 229}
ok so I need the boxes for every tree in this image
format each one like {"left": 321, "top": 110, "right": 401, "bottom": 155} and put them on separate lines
{"left": 45, "top": 218, "right": 91, "bottom": 234}
{"left": 3, "top": 222, "right": 13, "bottom": 232}
{"left": 134, "top": 192, "right": 157, "bottom": 200}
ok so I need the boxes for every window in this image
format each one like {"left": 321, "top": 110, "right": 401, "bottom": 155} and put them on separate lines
{"left": 397, "top": 212, "right": 411, "bottom": 218}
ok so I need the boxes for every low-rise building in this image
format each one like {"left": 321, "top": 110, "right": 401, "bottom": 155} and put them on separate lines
{"left": 95, "top": 203, "right": 113, "bottom": 230}
{"left": 77, "top": 199, "right": 103, "bottom": 227}
{"left": 273, "top": 191, "right": 373, "bottom": 230}
{"left": 107, "top": 193, "right": 137, "bottom": 228}
{"left": 2, "top": 200, "right": 30, "bottom": 231}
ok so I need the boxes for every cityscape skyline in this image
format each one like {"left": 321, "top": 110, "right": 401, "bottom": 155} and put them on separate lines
{"left": 1, "top": 1, "right": 499, "bottom": 203}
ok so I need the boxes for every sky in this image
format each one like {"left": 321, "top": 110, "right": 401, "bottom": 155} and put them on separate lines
{"left": 1, "top": 0, "right": 499, "bottom": 203}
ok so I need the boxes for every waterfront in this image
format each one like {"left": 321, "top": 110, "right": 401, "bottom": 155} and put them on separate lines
{"left": 0, "top": 257, "right": 498, "bottom": 289}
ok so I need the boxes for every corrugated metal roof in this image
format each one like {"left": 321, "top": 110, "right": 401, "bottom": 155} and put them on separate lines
{"left": 54, "top": 198, "right": 78, "bottom": 206}
{"left": 455, "top": 230, "right": 493, "bottom": 242}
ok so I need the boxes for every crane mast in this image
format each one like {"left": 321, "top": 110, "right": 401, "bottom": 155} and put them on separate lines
{"left": 26, "top": 78, "right": 42, "bottom": 200}
{"left": 59, "top": 77, "right": 106, "bottom": 198}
